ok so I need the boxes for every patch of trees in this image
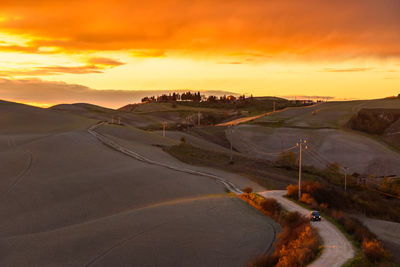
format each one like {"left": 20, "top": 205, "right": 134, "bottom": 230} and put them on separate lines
{"left": 141, "top": 91, "right": 249, "bottom": 104}
{"left": 142, "top": 91, "right": 241, "bottom": 103}
{"left": 348, "top": 108, "right": 400, "bottom": 134}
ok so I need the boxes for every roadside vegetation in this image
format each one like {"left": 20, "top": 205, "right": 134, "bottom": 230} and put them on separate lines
{"left": 286, "top": 181, "right": 395, "bottom": 266}
{"left": 275, "top": 152, "right": 400, "bottom": 222}
{"left": 164, "top": 143, "right": 400, "bottom": 221}
{"left": 239, "top": 191, "right": 320, "bottom": 267}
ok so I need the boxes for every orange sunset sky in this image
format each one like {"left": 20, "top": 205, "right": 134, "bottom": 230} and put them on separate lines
{"left": 0, "top": 0, "right": 399, "bottom": 108}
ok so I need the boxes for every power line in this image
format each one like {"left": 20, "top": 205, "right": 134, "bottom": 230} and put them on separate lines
{"left": 305, "top": 149, "right": 340, "bottom": 173}
{"left": 235, "top": 131, "right": 298, "bottom": 156}
{"left": 306, "top": 146, "right": 340, "bottom": 170}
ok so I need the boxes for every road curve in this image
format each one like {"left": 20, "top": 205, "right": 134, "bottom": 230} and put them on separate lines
{"left": 259, "top": 190, "right": 355, "bottom": 267}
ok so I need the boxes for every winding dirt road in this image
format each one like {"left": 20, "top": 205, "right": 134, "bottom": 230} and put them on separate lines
{"left": 89, "top": 123, "right": 355, "bottom": 266}
{"left": 260, "top": 190, "right": 355, "bottom": 267}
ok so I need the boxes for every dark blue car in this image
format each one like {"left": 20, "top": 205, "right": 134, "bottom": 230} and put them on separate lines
{"left": 310, "top": 211, "right": 322, "bottom": 221}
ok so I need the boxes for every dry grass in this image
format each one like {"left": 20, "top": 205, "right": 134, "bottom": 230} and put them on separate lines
{"left": 164, "top": 143, "right": 297, "bottom": 189}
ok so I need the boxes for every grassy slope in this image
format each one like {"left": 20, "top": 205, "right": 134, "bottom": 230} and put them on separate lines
{"left": 255, "top": 99, "right": 400, "bottom": 129}
{"left": 164, "top": 143, "right": 298, "bottom": 190}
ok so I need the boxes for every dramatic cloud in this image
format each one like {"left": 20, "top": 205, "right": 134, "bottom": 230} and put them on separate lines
{"left": 321, "top": 67, "right": 374, "bottom": 73}
{"left": 0, "top": 1, "right": 398, "bottom": 101}
{"left": 0, "top": 44, "right": 42, "bottom": 53}
{"left": 0, "top": 78, "right": 234, "bottom": 108}
{"left": 283, "top": 95, "right": 336, "bottom": 100}
{"left": 0, "top": 0, "right": 399, "bottom": 60}
{"left": 0, "top": 56, "right": 125, "bottom": 77}
{"left": 131, "top": 50, "right": 166, "bottom": 58}
{"left": 87, "top": 57, "right": 125, "bottom": 67}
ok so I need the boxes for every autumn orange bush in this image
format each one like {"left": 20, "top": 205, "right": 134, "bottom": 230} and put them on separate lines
{"left": 299, "top": 193, "right": 317, "bottom": 207}
{"left": 240, "top": 193, "right": 282, "bottom": 220}
{"left": 286, "top": 181, "right": 323, "bottom": 201}
{"left": 276, "top": 225, "right": 319, "bottom": 267}
{"left": 362, "top": 238, "right": 386, "bottom": 262}
{"left": 286, "top": 184, "right": 298, "bottom": 198}
{"left": 267, "top": 212, "right": 319, "bottom": 267}
{"left": 260, "top": 198, "right": 282, "bottom": 219}
{"left": 241, "top": 194, "right": 320, "bottom": 267}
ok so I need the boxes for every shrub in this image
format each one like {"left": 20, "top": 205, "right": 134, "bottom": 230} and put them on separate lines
{"left": 276, "top": 225, "right": 319, "bottom": 267}
{"left": 330, "top": 209, "right": 345, "bottom": 225}
{"left": 180, "top": 136, "right": 186, "bottom": 144}
{"left": 283, "top": 212, "right": 308, "bottom": 229}
{"left": 244, "top": 196, "right": 320, "bottom": 267}
{"left": 303, "top": 181, "right": 323, "bottom": 194}
{"left": 343, "top": 217, "right": 358, "bottom": 235}
{"left": 286, "top": 184, "right": 298, "bottom": 198}
{"left": 300, "top": 193, "right": 317, "bottom": 206}
{"left": 242, "top": 187, "right": 253, "bottom": 193}
{"left": 362, "top": 238, "right": 386, "bottom": 262}
{"left": 261, "top": 198, "right": 282, "bottom": 218}
{"left": 319, "top": 203, "right": 328, "bottom": 211}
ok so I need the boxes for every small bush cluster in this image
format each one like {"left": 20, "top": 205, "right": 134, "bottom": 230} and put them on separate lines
{"left": 362, "top": 238, "right": 387, "bottom": 263}
{"left": 379, "top": 177, "right": 400, "bottom": 197}
{"left": 239, "top": 193, "right": 281, "bottom": 220}
{"left": 274, "top": 224, "right": 319, "bottom": 267}
{"left": 240, "top": 193, "right": 319, "bottom": 267}
{"left": 265, "top": 212, "right": 319, "bottom": 267}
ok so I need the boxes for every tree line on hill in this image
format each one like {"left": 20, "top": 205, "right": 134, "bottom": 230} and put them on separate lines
{"left": 141, "top": 91, "right": 249, "bottom": 103}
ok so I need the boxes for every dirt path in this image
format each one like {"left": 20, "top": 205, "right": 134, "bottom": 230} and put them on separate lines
{"left": 88, "top": 122, "right": 243, "bottom": 194}
{"left": 217, "top": 112, "right": 274, "bottom": 126}
{"left": 259, "top": 190, "right": 355, "bottom": 267}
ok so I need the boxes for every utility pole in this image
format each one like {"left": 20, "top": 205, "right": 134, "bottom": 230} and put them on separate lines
{"left": 297, "top": 138, "right": 307, "bottom": 199}
{"left": 343, "top": 167, "right": 349, "bottom": 191}
{"left": 162, "top": 122, "right": 167, "bottom": 137}
{"left": 273, "top": 101, "right": 276, "bottom": 112}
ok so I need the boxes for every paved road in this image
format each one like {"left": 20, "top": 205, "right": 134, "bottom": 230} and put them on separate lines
{"left": 259, "top": 190, "right": 355, "bottom": 267}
